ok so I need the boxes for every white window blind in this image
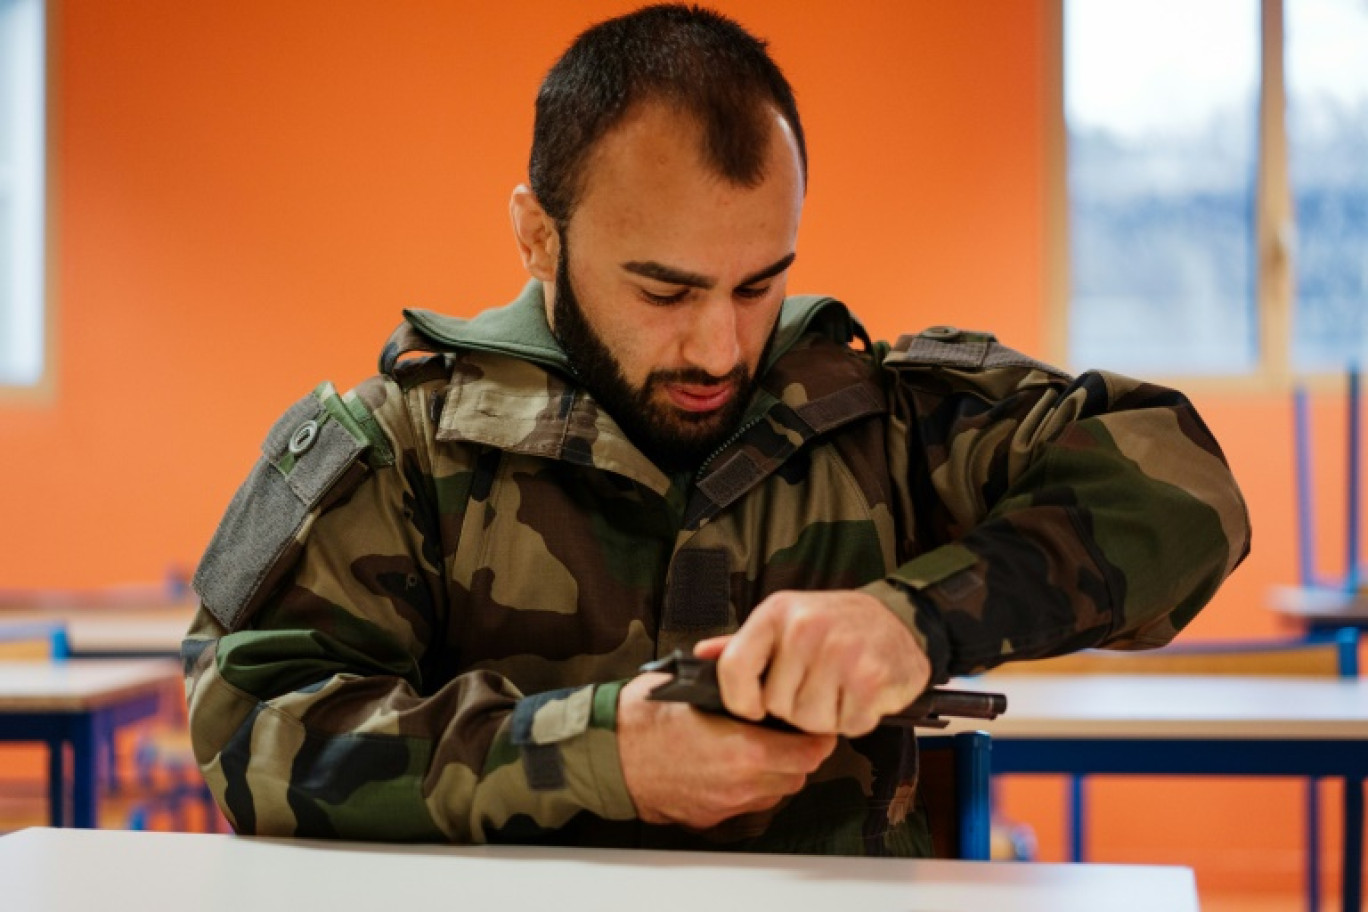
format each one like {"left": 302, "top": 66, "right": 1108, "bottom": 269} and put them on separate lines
{"left": 0, "top": 0, "right": 45, "bottom": 387}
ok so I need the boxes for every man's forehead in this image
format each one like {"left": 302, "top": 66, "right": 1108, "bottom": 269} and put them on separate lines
{"left": 559, "top": 98, "right": 805, "bottom": 285}
{"left": 575, "top": 99, "right": 799, "bottom": 201}
{"left": 580, "top": 102, "right": 714, "bottom": 183}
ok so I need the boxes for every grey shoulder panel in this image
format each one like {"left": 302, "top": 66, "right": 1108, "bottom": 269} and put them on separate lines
{"left": 192, "top": 391, "right": 369, "bottom": 632}
{"left": 884, "top": 325, "right": 1070, "bottom": 378}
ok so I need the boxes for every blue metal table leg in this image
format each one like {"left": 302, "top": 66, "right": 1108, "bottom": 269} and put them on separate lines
{"left": 1307, "top": 778, "right": 1321, "bottom": 912}
{"left": 1344, "top": 776, "right": 1363, "bottom": 912}
{"left": 100, "top": 712, "right": 121, "bottom": 793}
{"left": 1069, "top": 773, "right": 1086, "bottom": 862}
{"left": 101, "top": 727, "right": 115, "bottom": 792}
{"left": 70, "top": 711, "right": 98, "bottom": 828}
{"left": 47, "top": 737, "right": 65, "bottom": 826}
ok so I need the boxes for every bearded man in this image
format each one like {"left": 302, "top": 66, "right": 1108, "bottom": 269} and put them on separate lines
{"left": 184, "top": 4, "right": 1250, "bottom": 855}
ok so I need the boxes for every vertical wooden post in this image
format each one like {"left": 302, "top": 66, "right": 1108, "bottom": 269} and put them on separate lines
{"left": 1258, "top": 0, "right": 1293, "bottom": 382}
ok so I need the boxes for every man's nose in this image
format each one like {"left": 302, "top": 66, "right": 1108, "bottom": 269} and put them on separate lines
{"left": 681, "top": 296, "right": 742, "bottom": 379}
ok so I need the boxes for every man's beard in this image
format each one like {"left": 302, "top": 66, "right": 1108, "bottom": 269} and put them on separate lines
{"left": 551, "top": 245, "right": 766, "bottom": 475}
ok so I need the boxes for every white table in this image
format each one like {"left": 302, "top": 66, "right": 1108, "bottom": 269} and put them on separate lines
{"left": 0, "top": 827, "right": 1201, "bottom": 912}
{"left": 953, "top": 673, "right": 1368, "bottom": 738}
{"left": 0, "top": 659, "right": 181, "bottom": 826}
{"left": 951, "top": 673, "right": 1368, "bottom": 911}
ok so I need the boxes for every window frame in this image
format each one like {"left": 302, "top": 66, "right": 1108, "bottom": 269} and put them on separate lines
{"left": 1046, "top": 0, "right": 1318, "bottom": 393}
{"left": 0, "top": 0, "right": 52, "bottom": 403}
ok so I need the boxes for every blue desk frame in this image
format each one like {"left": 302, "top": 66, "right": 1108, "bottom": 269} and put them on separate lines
{"left": 994, "top": 737, "right": 1367, "bottom": 912}
{"left": 0, "top": 689, "right": 163, "bottom": 828}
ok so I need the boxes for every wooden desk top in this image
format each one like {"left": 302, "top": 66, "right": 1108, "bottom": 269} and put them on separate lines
{"left": 0, "top": 827, "right": 1200, "bottom": 912}
{"left": 64, "top": 614, "right": 189, "bottom": 654}
{"left": 0, "top": 659, "right": 180, "bottom": 712}
{"left": 0, "top": 603, "right": 193, "bottom": 655}
{"left": 951, "top": 673, "right": 1368, "bottom": 739}
{"left": 1269, "top": 584, "right": 1368, "bottom": 620}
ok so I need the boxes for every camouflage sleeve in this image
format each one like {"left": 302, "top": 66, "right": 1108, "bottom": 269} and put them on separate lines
{"left": 860, "top": 332, "right": 1251, "bottom": 681}
{"left": 183, "top": 372, "right": 636, "bottom": 841}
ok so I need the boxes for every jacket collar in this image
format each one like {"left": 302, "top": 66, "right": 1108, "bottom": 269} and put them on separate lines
{"left": 387, "top": 280, "right": 871, "bottom": 377}
{"left": 395, "top": 280, "right": 571, "bottom": 377}
{"left": 399, "top": 281, "right": 884, "bottom": 505}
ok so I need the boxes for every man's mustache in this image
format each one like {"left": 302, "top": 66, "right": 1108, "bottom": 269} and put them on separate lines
{"left": 648, "top": 365, "right": 748, "bottom": 387}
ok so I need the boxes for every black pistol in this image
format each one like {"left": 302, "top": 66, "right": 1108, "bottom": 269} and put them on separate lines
{"left": 640, "top": 649, "right": 1006, "bottom": 730}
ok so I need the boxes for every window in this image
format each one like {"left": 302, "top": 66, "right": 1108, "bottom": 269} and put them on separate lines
{"left": 0, "top": 0, "right": 44, "bottom": 388}
{"left": 1059, "top": 0, "right": 1368, "bottom": 378}
{"left": 1287, "top": 0, "right": 1368, "bottom": 370}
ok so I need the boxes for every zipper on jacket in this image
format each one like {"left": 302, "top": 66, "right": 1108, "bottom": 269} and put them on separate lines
{"left": 694, "top": 415, "right": 766, "bottom": 482}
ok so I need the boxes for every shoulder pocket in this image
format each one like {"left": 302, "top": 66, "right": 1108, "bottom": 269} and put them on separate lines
{"left": 884, "top": 326, "right": 1069, "bottom": 378}
{"left": 192, "top": 392, "right": 370, "bottom": 632}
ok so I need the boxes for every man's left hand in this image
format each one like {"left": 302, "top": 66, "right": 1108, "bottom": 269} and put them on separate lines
{"left": 693, "top": 589, "right": 931, "bottom": 737}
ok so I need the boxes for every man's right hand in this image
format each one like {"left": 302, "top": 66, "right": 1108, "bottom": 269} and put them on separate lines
{"left": 616, "top": 673, "right": 837, "bottom": 829}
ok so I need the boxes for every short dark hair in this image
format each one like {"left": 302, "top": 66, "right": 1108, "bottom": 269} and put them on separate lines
{"left": 529, "top": 4, "right": 807, "bottom": 224}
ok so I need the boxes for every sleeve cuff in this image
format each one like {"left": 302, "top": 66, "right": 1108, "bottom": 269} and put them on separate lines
{"left": 520, "top": 680, "right": 637, "bottom": 822}
{"left": 578, "top": 679, "right": 637, "bottom": 819}
{"left": 860, "top": 577, "right": 953, "bottom": 684}
{"left": 474, "top": 681, "right": 637, "bottom": 840}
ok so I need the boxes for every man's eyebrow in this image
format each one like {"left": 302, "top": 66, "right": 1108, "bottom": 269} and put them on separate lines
{"left": 621, "top": 261, "right": 715, "bottom": 289}
{"left": 620, "top": 252, "right": 797, "bottom": 291}
{"left": 738, "top": 253, "right": 797, "bottom": 287}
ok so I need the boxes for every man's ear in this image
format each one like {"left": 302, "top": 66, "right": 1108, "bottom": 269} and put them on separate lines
{"left": 509, "top": 185, "right": 559, "bottom": 281}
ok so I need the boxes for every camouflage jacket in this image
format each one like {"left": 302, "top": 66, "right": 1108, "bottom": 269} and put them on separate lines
{"left": 184, "top": 281, "right": 1250, "bottom": 854}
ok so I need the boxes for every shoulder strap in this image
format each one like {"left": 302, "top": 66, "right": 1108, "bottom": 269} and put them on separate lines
{"left": 379, "top": 320, "right": 450, "bottom": 377}
{"left": 885, "top": 326, "right": 1069, "bottom": 377}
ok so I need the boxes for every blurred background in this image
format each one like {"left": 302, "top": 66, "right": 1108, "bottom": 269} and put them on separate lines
{"left": 1, "top": 1, "right": 1366, "bottom": 906}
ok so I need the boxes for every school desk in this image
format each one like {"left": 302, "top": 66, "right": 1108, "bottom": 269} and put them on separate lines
{"left": 0, "top": 659, "right": 180, "bottom": 827}
{"left": 951, "top": 673, "right": 1368, "bottom": 912}
{"left": 0, "top": 827, "right": 1201, "bottom": 912}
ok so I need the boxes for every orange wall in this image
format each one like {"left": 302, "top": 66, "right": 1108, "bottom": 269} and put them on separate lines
{"left": 4, "top": 0, "right": 1050, "bottom": 588}
{"left": 0, "top": 0, "right": 1335, "bottom": 894}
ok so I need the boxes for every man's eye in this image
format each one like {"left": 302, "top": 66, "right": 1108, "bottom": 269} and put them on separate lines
{"left": 735, "top": 285, "right": 770, "bottom": 300}
{"left": 641, "top": 288, "right": 690, "bottom": 306}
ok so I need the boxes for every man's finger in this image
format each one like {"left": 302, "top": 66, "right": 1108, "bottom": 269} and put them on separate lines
{"left": 786, "top": 659, "right": 842, "bottom": 733}
{"left": 835, "top": 688, "right": 881, "bottom": 738}
{"left": 716, "top": 616, "right": 779, "bottom": 720}
{"left": 759, "top": 638, "right": 811, "bottom": 724}
{"left": 691, "top": 636, "right": 730, "bottom": 660}
{"left": 751, "top": 728, "right": 838, "bottom": 774}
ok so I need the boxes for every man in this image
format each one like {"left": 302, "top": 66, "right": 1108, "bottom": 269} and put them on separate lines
{"left": 184, "top": 5, "right": 1250, "bottom": 855}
